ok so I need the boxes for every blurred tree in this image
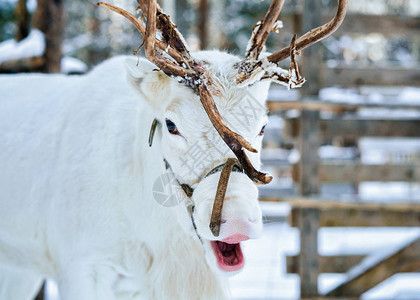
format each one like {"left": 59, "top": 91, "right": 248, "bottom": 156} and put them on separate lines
{"left": 32, "top": 0, "right": 64, "bottom": 73}
{"left": 198, "top": 0, "right": 209, "bottom": 49}
{"left": 14, "top": 0, "right": 30, "bottom": 41}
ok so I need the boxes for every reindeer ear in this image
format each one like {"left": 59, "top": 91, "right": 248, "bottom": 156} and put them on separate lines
{"left": 125, "top": 57, "right": 173, "bottom": 111}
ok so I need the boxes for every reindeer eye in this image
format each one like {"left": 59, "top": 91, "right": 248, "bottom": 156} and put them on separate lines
{"left": 165, "top": 119, "right": 179, "bottom": 135}
{"left": 258, "top": 125, "right": 266, "bottom": 136}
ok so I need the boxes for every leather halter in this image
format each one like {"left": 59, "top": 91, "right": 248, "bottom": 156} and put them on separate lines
{"left": 149, "top": 119, "right": 244, "bottom": 240}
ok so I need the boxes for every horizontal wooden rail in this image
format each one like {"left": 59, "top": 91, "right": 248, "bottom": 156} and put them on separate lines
{"left": 291, "top": 162, "right": 420, "bottom": 183}
{"left": 259, "top": 198, "right": 420, "bottom": 226}
{"left": 282, "top": 116, "right": 420, "bottom": 139}
{"left": 319, "top": 163, "right": 420, "bottom": 182}
{"left": 287, "top": 255, "right": 365, "bottom": 274}
{"left": 319, "top": 118, "right": 420, "bottom": 138}
{"left": 267, "top": 100, "right": 420, "bottom": 114}
{"left": 320, "top": 65, "right": 420, "bottom": 87}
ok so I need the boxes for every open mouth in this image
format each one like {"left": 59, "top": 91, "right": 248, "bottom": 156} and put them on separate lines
{"left": 211, "top": 240, "right": 244, "bottom": 272}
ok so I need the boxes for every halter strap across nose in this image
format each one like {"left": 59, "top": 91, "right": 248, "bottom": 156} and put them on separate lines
{"left": 149, "top": 119, "right": 244, "bottom": 238}
{"left": 209, "top": 158, "right": 238, "bottom": 237}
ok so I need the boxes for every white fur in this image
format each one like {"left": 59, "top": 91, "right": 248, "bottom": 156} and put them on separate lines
{"left": 0, "top": 51, "right": 271, "bottom": 299}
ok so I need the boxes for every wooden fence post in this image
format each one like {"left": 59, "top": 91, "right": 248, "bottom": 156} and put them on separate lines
{"left": 296, "top": 0, "right": 322, "bottom": 296}
{"left": 295, "top": 207, "right": 320, "bottom": 298}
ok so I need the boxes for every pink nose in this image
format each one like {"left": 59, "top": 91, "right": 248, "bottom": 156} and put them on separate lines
{"left": 222, "top": 233, "right": 249, "bottom": 244}
{"left": 220, "top": 218, "right": 257, "bottom": 242}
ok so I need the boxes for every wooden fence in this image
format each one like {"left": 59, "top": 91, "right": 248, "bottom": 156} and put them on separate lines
{"left": 263, "top": 98, "right": 420, "bottom": 297}
{"left": 260, "top": 0, "right": 420, "bottom": 298}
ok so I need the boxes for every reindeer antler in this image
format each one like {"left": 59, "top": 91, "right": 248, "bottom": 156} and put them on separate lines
{"left": 238, "top": 0, "right": 348, "bottom": 85}
{"left": 98, "top": 0, "right": 272, "bottom": 184}
{"left": 246, "top": 0, "right": 285, "bottom": 61}
{"left": 268, "top": 0, "right": 348, "bottom": 63}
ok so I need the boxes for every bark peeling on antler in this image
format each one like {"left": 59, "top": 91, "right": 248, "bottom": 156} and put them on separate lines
{"left": 136, "top": 0, "right": 190, "bottom": 59}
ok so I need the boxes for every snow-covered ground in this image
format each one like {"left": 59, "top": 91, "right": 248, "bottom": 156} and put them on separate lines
{"left": 41, "top": 216, "right": 420, "bottom": 300}
{"left": 230, "top": 216, "right": 420, "bottom": 299}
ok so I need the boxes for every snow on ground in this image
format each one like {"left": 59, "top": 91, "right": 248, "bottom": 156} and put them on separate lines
{"left": 359, "top": 138, "right": 420, "bottom": 164}
{"left": 42, "top": 222, "right": 420, "bottom": 300}
{"left": 230, "top": 222, "right": 420, "bottom": 299}
{"left": 61, "top": 56, "right": 88, "bottom": 74}
{"left": 357, "top": 108, "right": 420, "bottom": 119}
{"left": 320, "top": 87, "right": 364, "bottom": 104}
{"left": 0, "top": 29, "right": 45, "bottom": 64}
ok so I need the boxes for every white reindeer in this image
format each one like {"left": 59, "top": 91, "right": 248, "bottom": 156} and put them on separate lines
{"left": 0, "top": 0, "right": 347, "bottom": 299}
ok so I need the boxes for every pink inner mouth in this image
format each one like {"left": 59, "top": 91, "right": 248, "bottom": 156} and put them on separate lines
{"left": 211, "top": 240, "right": 245, "bottom": 272}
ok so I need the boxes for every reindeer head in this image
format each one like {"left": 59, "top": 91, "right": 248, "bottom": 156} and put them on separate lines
{"left": 99, "top": 0, "right": 347, "bottom": 274}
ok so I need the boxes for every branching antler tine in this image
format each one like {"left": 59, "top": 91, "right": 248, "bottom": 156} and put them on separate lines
{"left": 198, "top": 84, "right": 257, "bottom": 154}
{"left": 144, "top": 0, "right": 157, "bottom": 60}
{"left": 247, "top": 0, "right": 285, "bottom": 60}
{"left": 267, "top": 0, "right": 348, "bottom": 63}
{"left": 142, "top": 0, "right": 188, "bottom": 76}
{"left": 137, "top": 0, "right": 190, "bottom": 59}
{"left": 236, "top": 148, "right": 273, "bottom": 184}
{"left": 97, "top": 2, "right": 185, "bottom": 65}
{"left": 98, "top": 3, "right": 145, "bottom": 36}
{"left": 157, "top": 14, "right": 191, "bottom": 58}
{"left": 289, "top": 34, "right": 303, "bottom": 83}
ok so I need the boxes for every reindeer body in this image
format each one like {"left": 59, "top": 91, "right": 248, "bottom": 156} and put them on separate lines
{"left": 0, "top": 0, "right": 348, "bottom": 297}
{"left": 0, "top": 56, "right": 229, "bottom": 300}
